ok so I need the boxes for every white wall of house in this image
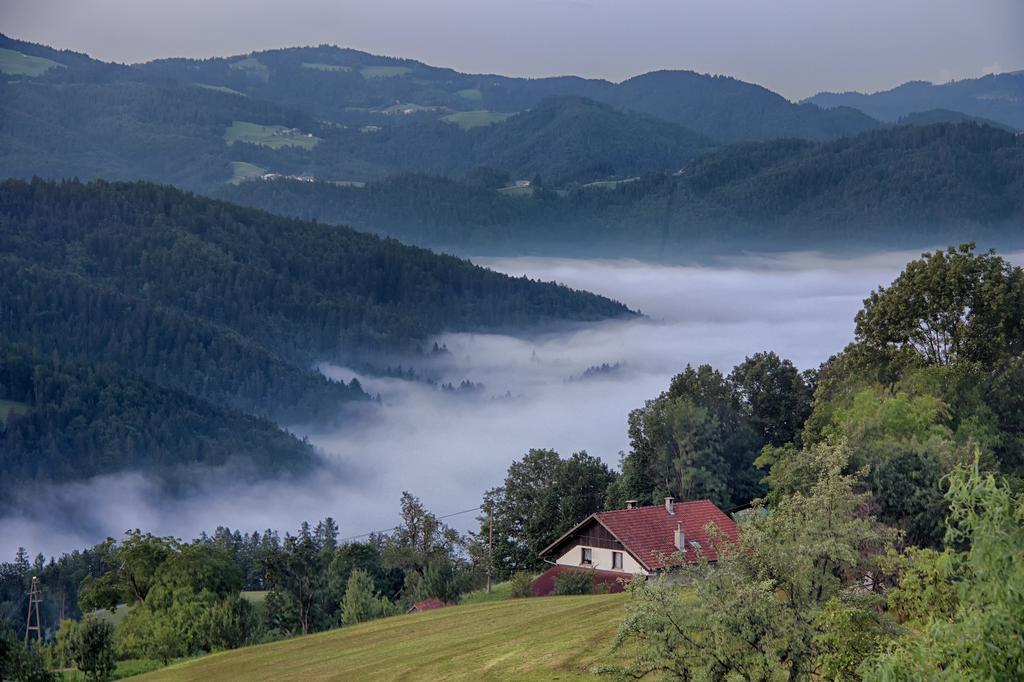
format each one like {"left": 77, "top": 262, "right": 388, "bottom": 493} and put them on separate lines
{"left": 555, "top": 544, "right": 648, "bottom": 575}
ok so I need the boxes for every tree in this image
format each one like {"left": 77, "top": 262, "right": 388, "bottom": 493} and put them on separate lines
{"left": 341, "top": 569, "right": 397, "bottom": 626}
{"left": 78, "top": 531, "right": 176, "bottom": 611}
{"left": 864, "top": 459, "right": 1024, "bottom": 680}
{"left": 478, "top": 450, "right": 615, "bottom": 577}
{"left": 68, "top": 616, "right": 115, "bottom": 682}
{"left": 418, "top": 558, "right": 467, "bottom": 605}
{"left": 606, "top": 442, "right": 897, "bottom": 680}
{"left": 382, "top": 492, "right": 463, "bottom": 580}
{"left": 0, "top": 628, "right": 55, "bottom": 682}
{"left": 262, "top": 531, "right": 325, "bottom": 635}
{"left": 855, "top": 244, "right": 1024, "bottom": 367}
{"left": 730, "top": 351, "right": 813, "bottom": 447}
{"left": 612, "top": 364, "right": 763, "bottom": 509}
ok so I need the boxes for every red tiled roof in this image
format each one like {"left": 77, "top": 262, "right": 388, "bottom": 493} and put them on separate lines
{"left": 408, "top": 597, "right": 447, "bottom": 612}
{"left": 595, "top": 500, "right": 738, "bottom": 571}
{"left": 531, "top": 565, "right": 632, "bottom": 597}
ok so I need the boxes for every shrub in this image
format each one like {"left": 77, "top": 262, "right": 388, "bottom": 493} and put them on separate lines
{"left": 69, "top": 616, "right": 116, "bottom": 682}
{"left": 509, "top": 572, "right": 535, "bottom": 598}
{"left": 553, "top": 570, "right": 594, "bottom": 596}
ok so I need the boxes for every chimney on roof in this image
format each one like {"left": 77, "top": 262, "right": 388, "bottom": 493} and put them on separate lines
{"left": 626, "top": 500, "right": 637, "bottom": 510}
{"left": 674, "top": 523, "right": 685, "bottom": 551}
{"left": 665, "top": 497, "right": 675, "bottom": 514}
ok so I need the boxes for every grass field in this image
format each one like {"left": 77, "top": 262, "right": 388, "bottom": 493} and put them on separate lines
{"left": 302, "top": 63, "right": 352, "bottom": 73}
{"left": 0, "top": 398, "right": 29, "bottom": 422}
{"left": 229, "top": 57, "right": 270, "bottom": 82}
{"left": 137, "top": 593, "right": 629, "bottom": 681}
{"left": 580, "top": 177, "right": 641, "bottom": 191}
{"left": 224, "top": 121, "right": 320, "bottom": 150}
{"left": 459, "top": 580, "right": 515, "bottom": 604}
{"left": 228, "top": 161, "right": 266, "bottom": 184}
{"left": 378, "top": 102, "right": 438, "bottom": 115}
{"left": 442, "top": 110, "right": 514, "bottom": 129}
{"left": 497, "top": 184, "right": 536, "bottom": 197}
{"left": 360, "top": 65, "right": 411, "bottom": 79}
{"left": 457, "top": 88, "right": 483, "bottom": 101}
{"left": 0, "top": 47, "right": 63, "bottom": 76}
{"left": 194, "top": 83, "right": 246, "bottom": 97}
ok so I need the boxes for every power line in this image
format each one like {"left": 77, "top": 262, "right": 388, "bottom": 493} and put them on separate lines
{"left": 338, "top": 505, "right": 482, "bottom": 544}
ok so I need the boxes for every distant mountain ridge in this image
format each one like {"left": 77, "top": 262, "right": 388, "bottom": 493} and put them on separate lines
{"left": 218, "top": 123, "right": 1024, "bottom": 256}
{"left": 808, "top": 72, "right": 1024, "bottom": 131}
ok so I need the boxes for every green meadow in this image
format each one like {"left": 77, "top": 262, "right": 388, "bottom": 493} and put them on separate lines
{"left": 360, "top": 65, "right": 411, "bottom": 79}
{"left": 0, "top": 47, "right": 63, "bottom": 76}
{"left": 224, "top": 121, "right": 320, "bottom": 150}
{"left": 0, "top": 398, "right": 29, "bottom": 422}
{"left": 301, "top": 63, "right": 352, "bottom": 72}
{"left": 228, "top": 161, "right": 267, "bottom": 184}
{"left": 442, "top": 110, "right": 514, "bottom": 129}
{"left": 194, "top": 83, "right": 246, "bottom": 97}
{"left": 137, "top": 593, "right": 630, "bottom": 681}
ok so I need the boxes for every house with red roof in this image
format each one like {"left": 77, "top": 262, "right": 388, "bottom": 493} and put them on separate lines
{"left": 531, "top": 497, "right": 738, "bottom": 596}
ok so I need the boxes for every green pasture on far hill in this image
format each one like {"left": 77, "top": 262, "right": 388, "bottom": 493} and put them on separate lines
{"left": 0, "top": 47, "right": 63, "bottom": 76}
{"left": 442, "top": 110, "right": 514, "bottom": 129}
{"left": 224, "top": 121, "right": 320, "bottom": 150}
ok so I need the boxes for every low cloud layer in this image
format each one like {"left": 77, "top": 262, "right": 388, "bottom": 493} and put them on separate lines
{"left": 5, "top": 250, "right": 1015, "bottom": 559}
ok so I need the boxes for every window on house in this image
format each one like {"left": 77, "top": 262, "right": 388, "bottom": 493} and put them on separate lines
{"left": 612, "top": 551, "right": 623, "bottom": 570}
{"left": 581, "top": 547, "right": 592, "bottom": 565}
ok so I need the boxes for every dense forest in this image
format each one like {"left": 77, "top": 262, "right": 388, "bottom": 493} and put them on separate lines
{"left": 0, "top": 341, "right": 317, "bottom": 491}
{"left": 220, "top": 123, "right": 1024, "bottom": 255}
{"left": 0, "top": 179, "right": 630, "bottom": 487}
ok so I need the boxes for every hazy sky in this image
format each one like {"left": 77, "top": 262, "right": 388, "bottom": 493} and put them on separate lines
{"left": 2, "top": 0, "right": 1021, "bottom": 99}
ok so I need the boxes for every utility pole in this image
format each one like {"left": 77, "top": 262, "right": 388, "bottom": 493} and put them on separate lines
{"left": 486, "top": 506, "right": 493, "bottom": 594}
{"left": 25, "top": 576, "right": 42, "bottom": 644}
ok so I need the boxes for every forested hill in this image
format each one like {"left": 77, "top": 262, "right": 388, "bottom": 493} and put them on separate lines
{"left": 218, "top": 123, "right": 1024, "bottom": 256}
{"left": 0, "top": 180, "right": 631, "bottom": 421}
{"left": 1, "top": 33, "right": 874, "bottom": 195}
{"left": 0, "top": 341, "right": 317, "bottom": 493}
{"left": 808, "top": 71, "right": 1024, "bottom": 131}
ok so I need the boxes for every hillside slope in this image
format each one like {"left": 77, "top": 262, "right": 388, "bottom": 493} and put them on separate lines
{"left": 137, "top": 594, "right": 628, "bottom": 681}
{"left": 0, "top": 179, "right": 630, "bottom": 489}
{"left": 607, "top": 70, "right": 879, "bottom": 142}
{"left": 0, "top": 179, "right": 629, "bottom": 416}
{"left": 0, "top": 341, "right": 316, "bottom": 493}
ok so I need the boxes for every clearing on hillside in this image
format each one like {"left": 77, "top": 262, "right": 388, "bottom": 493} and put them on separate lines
{"left": 137, "top": 593, "right": 629, "bottom": 681}
{"left": 194, "top": 83, "right": 246, "bottom": 97}
{"left": 229, "top": 57, "right": 270, "bottom": 81}
{"left": 457, "top": 88, "right": 484, "bottom": 102}
{"left": 0, "top": 47, "right": 63, "bottom": 76}
{"left": 302, "top": 62, "right": 353, "bottom": 72}
{"left": 442, "top": 110, "right": 514, "bottom": 129}
{"left": 360, "top": 65, "right": 412, "bottom": 79}
{"left": 0, "top": 399, "right": 29, "bottom": 423}
{"left": 224, "top": 121, "right": 321, "bottom": 150}
{"left": 228, "top": 161, "right": 267, "bottom": 184}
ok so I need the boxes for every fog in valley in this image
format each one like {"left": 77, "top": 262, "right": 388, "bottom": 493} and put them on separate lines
{"left": 4, "top": 249, "right": 1012, "bottom": 559}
